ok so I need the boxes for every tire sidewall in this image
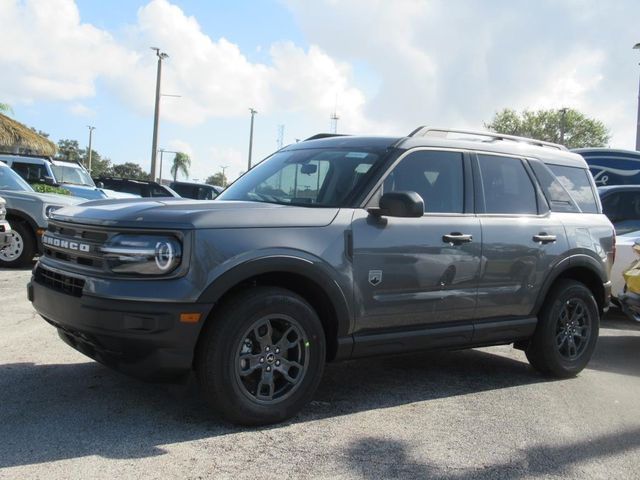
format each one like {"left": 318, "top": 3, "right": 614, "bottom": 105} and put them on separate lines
{"left": 200, "top": 288, "right": 326, "bottom": 424}
{"left": 539, "top": 283, "right": 599, "bottom": 376}
{"left": 0, "top": 222, "right": 35, "bottom": 268}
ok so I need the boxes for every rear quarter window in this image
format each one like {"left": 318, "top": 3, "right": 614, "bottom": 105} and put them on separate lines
{"left": 547, "top": 165, "right": 599, "bottom": 213}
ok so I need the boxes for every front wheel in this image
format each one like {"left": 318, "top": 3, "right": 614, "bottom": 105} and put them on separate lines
{"left": 526, "top": 279, "right": 599, "bottom": 378}
{"left": 196, "top": 287, "right": 326, "bottom": 425}
{"left": 0, "top": 222, "right": 36, "bottom": 268}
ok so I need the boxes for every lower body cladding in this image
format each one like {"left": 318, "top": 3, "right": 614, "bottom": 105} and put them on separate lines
{"left": 28, "top": 277, "right": 214, "bottom": 381}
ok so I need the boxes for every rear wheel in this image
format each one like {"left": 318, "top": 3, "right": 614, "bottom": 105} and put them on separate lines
{"left": 196, "top": 287, "right": 326, "bottom": 425}
{"left": 526, "top": 279, "right": 599, "bottom": 378}
{"left": 0, "top": 222, "right": 36, "bottom": 268}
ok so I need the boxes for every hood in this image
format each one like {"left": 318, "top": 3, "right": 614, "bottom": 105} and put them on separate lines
{"left": 61, "top": 184, "right": 107, "bottom": 200}
{"left": 0, "top": 190, "right": 83, "bottom": 206}
{"left": 50, "top": 199, "right": 340, "bottom": 229}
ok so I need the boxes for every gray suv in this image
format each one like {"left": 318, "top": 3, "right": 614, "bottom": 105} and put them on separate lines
{"left": 28, "top": 128, "right": 614, "bottom": 425}
{"left": 0, "top": 162, "right": 83, "bottom": 267}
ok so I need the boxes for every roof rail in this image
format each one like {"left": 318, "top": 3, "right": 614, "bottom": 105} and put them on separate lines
{"left": 303, "top": 133, "right": 350, "bottom": 141}
{"left": 408, "top": 126, "right": 568, "bottom": 151}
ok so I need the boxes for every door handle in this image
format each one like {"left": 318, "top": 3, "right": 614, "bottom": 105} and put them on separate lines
{"left": 443, "top": 233, "right": 473, "bottom": 244}
{"left": 533, "top": 233, "right": 557, "bottom": 244}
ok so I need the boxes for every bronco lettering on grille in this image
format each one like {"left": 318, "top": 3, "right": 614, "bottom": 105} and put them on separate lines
{"left": 43, "top": 235, "right": 91, "bottom": 253}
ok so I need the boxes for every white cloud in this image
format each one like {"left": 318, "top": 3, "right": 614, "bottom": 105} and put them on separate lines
{"left": 68, "top": 103, "right": 95, "bottom": 117}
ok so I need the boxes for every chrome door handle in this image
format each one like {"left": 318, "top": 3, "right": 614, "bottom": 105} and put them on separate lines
{"left": 533, "top": 233, "right": 556, "bottom": 244}
{"left": 443, "top": 233, "right": 473, "bottom": 244}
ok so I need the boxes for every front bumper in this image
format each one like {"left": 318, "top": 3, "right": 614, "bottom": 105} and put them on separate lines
{"left": 28, "top": 268, "right": 214, "bottom": 381}
{"left": 0, "top": 220, "right": 11, "bottom": 249}
{"left": 619, "top": 288, "right": 640, "bottom": 323}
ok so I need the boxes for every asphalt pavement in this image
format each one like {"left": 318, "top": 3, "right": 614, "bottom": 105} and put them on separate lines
{"left": 1, "top": 267, "right": 639, "bottom": 479}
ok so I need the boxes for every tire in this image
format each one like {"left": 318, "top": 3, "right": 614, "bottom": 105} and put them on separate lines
{"left": 526, "top": 279, "right": 599, "bottom": 378}
{"left": 196, "top": 286, "right": 326, "bottom": 425}
{"left": 0, "top": 221, "right": 36, "bottom": 268}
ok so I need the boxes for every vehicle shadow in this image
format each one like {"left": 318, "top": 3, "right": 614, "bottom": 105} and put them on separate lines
{"left": 341, "top": 428, "right": 640, "bottom": 479}
{"left": 0, "top": 348, "right": 544, "bottom": 468}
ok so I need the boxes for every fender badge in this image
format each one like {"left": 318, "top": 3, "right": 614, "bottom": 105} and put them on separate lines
{"left": 368, "top": 270, "right": 383, "bottom": 286}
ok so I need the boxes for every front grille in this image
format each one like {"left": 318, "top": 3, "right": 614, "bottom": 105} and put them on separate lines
{"left": 35, "top": 266, "right": 85, "bottom": 297}
{"left": 44, "top": 221, "right": 111, "bottom": 271}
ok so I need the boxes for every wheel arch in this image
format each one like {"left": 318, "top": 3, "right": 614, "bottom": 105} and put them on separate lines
{"left": 197, "top": 256, "right": 353, "bottom": 361}
{"left": 5, "top": 209, "right": 38, "bottom": 234}
{"left": 535, "top": 255, "right": 608, "bottom": 316}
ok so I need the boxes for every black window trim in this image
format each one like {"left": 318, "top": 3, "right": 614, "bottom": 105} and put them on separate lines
{"left": 471, "top": 151, "right": 546, "bottom": 217}
{"left": 361, "top": 147, "right": 474, "bottom": 216}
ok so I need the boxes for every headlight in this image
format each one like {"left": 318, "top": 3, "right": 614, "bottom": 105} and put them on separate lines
{"left": 44, "top": 205, "right": 62, "bottom": 218}
{"left": 101, "top": 234, "right": 182, "bottom": 275}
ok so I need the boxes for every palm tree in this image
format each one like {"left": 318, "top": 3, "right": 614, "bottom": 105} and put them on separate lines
{"left": 171, "top": 152, "right": 191, "bottom": 181}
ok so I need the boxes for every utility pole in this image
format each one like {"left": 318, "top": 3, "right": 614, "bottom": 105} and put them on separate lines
{"left": 559, "top": 107, "right": 568, "bottom": 146}
{"left": 86, "top": 125, "right": 95, "bottom": 173}
{"left": 634, "top": 43, "right": 640, "bottom": 150}
{"left": 150, "top": 47, "right": 169, "bottom": 181}
{"left": 277, "top": 124, "right": 284, "bottom": 149}
{"left": 220, "top": 165, "right": 229, "bottom": 187}
{"left": 248, "top": 108, "right": 257, "bottom": 171}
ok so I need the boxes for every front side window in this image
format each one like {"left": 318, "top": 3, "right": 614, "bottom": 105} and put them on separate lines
{"left": 220, "top": 148, "right": 385, "bottom": 207}
{"left": 547, "top": 165, "right": 598, "bottom": 214}
{"left": 11, "top": 162, "right": 48, "bottom": 183}
{"left": 478, "top": 155, "right": 537, "bottom": 215}
{"left": 382, "top": 150, "right": 464, "bottom": 213}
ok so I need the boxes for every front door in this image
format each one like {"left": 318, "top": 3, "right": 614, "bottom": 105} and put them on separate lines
{"left": 352, "top": 149, "right": 482, "bottom": 333}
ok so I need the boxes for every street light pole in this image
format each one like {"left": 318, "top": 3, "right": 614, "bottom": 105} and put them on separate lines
{"left": 559, "top": 107, "right": 568, "bottom": 146}
{"left": 220, "top": 165, "right": 229, "bottom": 187}
{"left": 634, "top": 43, "right": 640, "bottom": 150}
{"left": 86, "top": 125, "right": 95, "bottom": 173}
{"left": 248, "top": 108, "right": 257, "bottom": 171}
{"left": 151, "top": 47, "right": 169, "bottom": 181}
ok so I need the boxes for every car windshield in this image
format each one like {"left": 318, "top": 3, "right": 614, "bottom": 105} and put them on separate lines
{"left": 51, "top": 164, "right": 95, "bottom": 186}
{"left": 219, "top": 147, "right": 385, "bottom": 207}
{"left": 0, "top": 166, "right": 35, "bottom": 192}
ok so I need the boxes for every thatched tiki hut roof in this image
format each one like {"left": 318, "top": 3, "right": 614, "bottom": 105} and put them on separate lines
{"left": 0, "top": 113, "right": 56, "bottom": 156}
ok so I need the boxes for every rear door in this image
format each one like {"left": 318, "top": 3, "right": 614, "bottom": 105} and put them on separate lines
{"left": 473, "top": 153, "right": 568, "bottom": 323}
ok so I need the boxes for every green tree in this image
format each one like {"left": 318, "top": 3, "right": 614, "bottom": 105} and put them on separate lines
{"left": 170, "top": 152, "right": 191, "bottom": 181}
{"left": 56, "top": 139, "right": 82, "bottom": 162}
{"left": 205, "top": 172, "right": 227, "bottom": 187}
{"left": 0, "top": 102, "right": 12, "bottom": 115}
{"left": 111, "top": 162, "right": 150, "bottom": 180}
{"left": 485, "top": 108, "right": 610, "bottom": 149}
{"left": 82, "top": 149, "right": 112, "bottom": 178}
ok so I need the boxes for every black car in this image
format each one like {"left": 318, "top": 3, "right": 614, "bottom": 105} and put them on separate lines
{"left": 170, "top": 181, "right": 222, "bottom": 200}
{"left": 95, "top": 177, "right": 180, "bottom": 198}
{"left": 598, "top": 185, "right": 640, "bottom": 235}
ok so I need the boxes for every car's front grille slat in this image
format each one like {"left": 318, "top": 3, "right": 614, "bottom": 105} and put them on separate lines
{"left": 35, "top": 266, "right": 85, "bottom": 297}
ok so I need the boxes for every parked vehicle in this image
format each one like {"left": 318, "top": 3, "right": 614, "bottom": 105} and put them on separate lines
{"left": 618, "top": 241, "right": 640, "bottom": 322}
{"left": 574, "top": 148, "right": 640, "bottom": 187}
{"left": 0, "top": 154, "right": 112, "bottom": 200}
{"left": 29, "top": 128, "right": 614, "bottom": 425}
{"left": 170, "top": 181, "right": 222, "bottom": 200}
{"left": 609, "top": 230, "right": 640, "bottom": 300}
{"left": 0, "top": 162, "right": 83, "bottom": 267}
{"left": 0, "top": 195, "right": 11, "bottom": 252}
{"left": 598, "top": 185, "right": 640, "bottom": 235}
{"left": 95, "top": 177, "right": 180, "bottom": 198}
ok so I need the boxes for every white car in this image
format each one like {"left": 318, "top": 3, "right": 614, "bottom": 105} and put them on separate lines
{"left": 611, "top": 231, "right": 640, "bottom": 299}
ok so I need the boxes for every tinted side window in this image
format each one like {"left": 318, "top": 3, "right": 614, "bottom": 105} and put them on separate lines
{"left": 478, "top": 155, "right": 537, "bottom": 215}
{"left": 602, "top": 191, "right": 640, "bottom": 234}
{"left": 383, "top": 150, "right": 464, "bottom": 213}
{"left": 12, "top": 162, "right": 48, "bottom": 182}
{"left": 548, "top": 165, "right": 598, "bottom": 213}
{"left": 529, "top": 161, "right": 579, "bottom": 213}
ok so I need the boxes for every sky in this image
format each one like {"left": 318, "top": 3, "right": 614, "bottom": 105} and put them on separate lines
{"left": 1, "top": 0, "right": 639, "bottom": 183}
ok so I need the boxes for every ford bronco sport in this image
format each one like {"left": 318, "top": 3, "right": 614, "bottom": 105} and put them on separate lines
{"left": 28, "top": 128, "right": 614, "bottom": 425}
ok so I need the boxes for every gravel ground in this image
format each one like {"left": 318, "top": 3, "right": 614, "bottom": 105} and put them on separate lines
{"left": 0, "top": 267, "right": 639, "bottom": 479}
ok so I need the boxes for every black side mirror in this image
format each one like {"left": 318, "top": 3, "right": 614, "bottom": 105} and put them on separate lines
{"left": 42, "top": 176, "right": 56, "bottom": 186}
{"left": 369, "top": 191, "right": 424, "bottom": 218}
{"left": 96, "top": 181, "right": 105, "bottom": 189}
